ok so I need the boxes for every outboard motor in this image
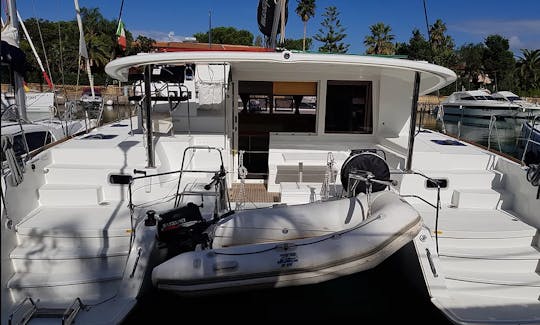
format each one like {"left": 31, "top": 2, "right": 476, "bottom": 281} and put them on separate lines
{"left": 157, "top": 202, "right": 209, "bottom": 257}
{"left": 341, "top": 151, "right": 390, "bottom": 196}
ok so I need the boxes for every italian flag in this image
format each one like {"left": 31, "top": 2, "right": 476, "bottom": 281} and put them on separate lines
{"left": 116, "top": 19, "right": 127, "bottom": 51}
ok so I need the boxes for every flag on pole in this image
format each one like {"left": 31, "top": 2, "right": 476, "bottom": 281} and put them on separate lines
{"left": 116, "top": 19, "right": 127, "bottom": 51}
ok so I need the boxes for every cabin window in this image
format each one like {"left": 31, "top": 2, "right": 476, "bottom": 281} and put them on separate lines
{"left": 237, "top": 80, "right": 318, "bottom": 178}
{"left": 325, "top": 81, "right": 372, "bottom": 134}
{"left": 12, "top": 131, "right": 52, "bottom": 155}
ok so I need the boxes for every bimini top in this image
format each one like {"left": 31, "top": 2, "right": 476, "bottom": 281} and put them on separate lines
{"left": 105, "top": 50, "right": 456, "bottom": 95}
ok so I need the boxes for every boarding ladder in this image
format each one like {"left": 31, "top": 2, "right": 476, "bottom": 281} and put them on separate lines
{"left": 8, "top": 297, "right": 84, "bottom": 325}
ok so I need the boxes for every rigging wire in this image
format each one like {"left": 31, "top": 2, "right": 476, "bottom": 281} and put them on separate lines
{"left": 32, "top": 0, "right": 54, "bottom": 90}
{"left": 57, "top": 0, "right": 66, "bottom": 88}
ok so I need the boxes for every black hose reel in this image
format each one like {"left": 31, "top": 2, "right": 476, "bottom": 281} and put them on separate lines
{"left": 341, "top": 152, "right": 391, "bottom": 196}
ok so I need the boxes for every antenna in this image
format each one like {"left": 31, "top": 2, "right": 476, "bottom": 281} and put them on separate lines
{"left": 423, "top": 0, "right": 430, "bottom": 42}
{"left": 208, "top": 10, "right": 212, "bottom": 48}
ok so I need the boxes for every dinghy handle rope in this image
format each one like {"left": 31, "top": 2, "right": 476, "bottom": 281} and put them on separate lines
{"left": 391, "top": 170, "right": 442, "bottom": 255}
{"left": 213, "top": 204, "right": 382, "bottom": 256}
{"left": 347, "top": 171, "right": 397, "bottom": 219}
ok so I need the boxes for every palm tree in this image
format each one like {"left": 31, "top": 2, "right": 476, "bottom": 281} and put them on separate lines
{"left": 515, "top": 49, "right": 540, "bottom": 91}
{"left": 363, "top": 22, "right": 395, "bottom": 55}
{"left": 295, "top": 0, "right": 316, "bottom": 51}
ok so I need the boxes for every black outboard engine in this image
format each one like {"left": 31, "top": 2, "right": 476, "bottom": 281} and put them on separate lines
{"left": 157, "top": 202, "right": 209, "bottom": 257}
{"left": 341, "top": 151, "right": 390, "bottom": 196}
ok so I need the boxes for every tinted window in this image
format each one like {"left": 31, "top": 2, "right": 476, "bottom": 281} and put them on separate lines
{"left": 25, "top": 131, "right": 52, "bottom": 152}
{"left": 325, "top": 81, "right": 372, "bottom": 134}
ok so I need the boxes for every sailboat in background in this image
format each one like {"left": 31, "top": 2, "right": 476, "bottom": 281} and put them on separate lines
{"left": 1, "top": 11, "right": 56, "bottom": 122}
{"left": 74, "top": 0, "right": 103, "bottom": 108}
{"left": 1, "top": 2, "right": 99, "bottom": 162}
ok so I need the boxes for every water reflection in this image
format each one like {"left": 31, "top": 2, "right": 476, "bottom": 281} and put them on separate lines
{"left": 420, "top": 112, "right": 527, "bottom": 160}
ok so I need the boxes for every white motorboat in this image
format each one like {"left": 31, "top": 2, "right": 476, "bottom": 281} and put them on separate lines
{"left": 80, "top": 87, "right": 103, "bottom": 104}
{"left": 440, "top": 89, "right": 523, "bottom": 119}
{"left": 492, "top": 90, "right": 540, "bottom": 119}
{"left": 2, "top": 91, "right": 56, "bottom": 121}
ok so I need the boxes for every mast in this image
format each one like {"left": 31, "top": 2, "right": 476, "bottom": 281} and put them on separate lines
{"left": 16, "top": 11, "right": 53, "bottom": 90}
{"left": 6, "top": 0, "right": 28, "bottom": 121}
{"left": 73, "top": 0, "right": 95, "bottom": 99}
{"left": 406, "top": 72, "right": 421, "bottom": 171}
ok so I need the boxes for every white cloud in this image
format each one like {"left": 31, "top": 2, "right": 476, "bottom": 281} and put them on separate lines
{"left": 508, "top": 35, "right": 523, "bottom": 49}
{"left": 131, "top": 29, "right": 188, "bottom": 42}
{"left": 449, "top": 19, "right": 540, "bottom": 53}
{"left": 450, "top": 19, "right": 540, "bottom": 36}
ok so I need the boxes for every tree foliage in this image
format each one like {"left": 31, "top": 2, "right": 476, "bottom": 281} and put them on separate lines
{"left": 10, "top": 7, "right": 139, "bottom": 86}
{"left": 280, "top": 38, "right": 312, "bottom": 51}
{"left": 395, "top": 29, "right": 431, "bottom": 61}
{"left": 483, "top": 35, "right": 515, "bottom": 91}
{"left": 428, "top": 19, "right": 457, "bottom": 68}
{"left": 127, "top": 35, "right": 156, "bottom": 55}
{"left": 314, "top": 6, "right": 349, "bottom": 53}
{"left": 364, "top": 22, "right": 395, "bottom": 55}
{"left": 456, "top": 43, "right": 485, "bottom": 90}
{"left": 194, "top": 27, "right": 254, "bottom": 46}
{"left": 515, "top": 49, "right": 540, "bottom": 94}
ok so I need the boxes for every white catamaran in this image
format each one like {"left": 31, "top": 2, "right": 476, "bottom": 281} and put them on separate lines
{"left": 2, "top": 13, "right": 540, "bottom": 325}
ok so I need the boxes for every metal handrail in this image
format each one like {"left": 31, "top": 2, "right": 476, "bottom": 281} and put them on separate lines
{"left": 173, "top": 146, "right": 231, "bottom": 216}
{"left": 391, "top": 170, "right": 442, "bottom": 255}
{"left": 521, "top": 115, "right": 540, "bottom": 163}
{"left": 487, "top": 114, "right": 502, "bottom": 152}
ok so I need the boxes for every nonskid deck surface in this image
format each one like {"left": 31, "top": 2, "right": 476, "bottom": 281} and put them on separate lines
{"left": 413, "top": 203, "right": 540, "bottom": 323}
{"left": 415, "top": 206, "right": 536, "bottom": 238}
{"left": 5, "top": 120, "right": 158, "bottom": 323}
{"left": 16, "top": 204, "right": 132, "bottom": 237}
{"left": 394, "top": 130, "right": 540, "bottom": 323}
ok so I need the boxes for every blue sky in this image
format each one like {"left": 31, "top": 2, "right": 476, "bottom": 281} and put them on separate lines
{"left": 11, "top": 0, "right": 540, "bottom": 57}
